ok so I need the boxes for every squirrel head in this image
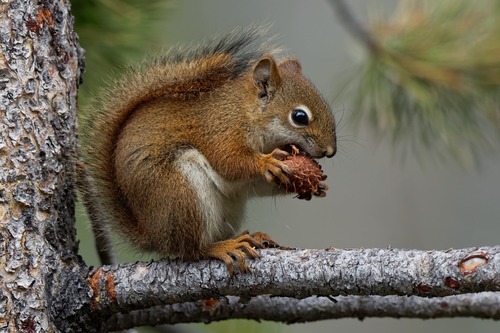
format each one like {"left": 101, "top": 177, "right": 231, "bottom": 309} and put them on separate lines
{"left": 249, "top": 55, "right": 336, "bottom": 159}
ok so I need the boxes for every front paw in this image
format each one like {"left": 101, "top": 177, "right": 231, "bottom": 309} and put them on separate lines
{"left": 258, "top": 148, "right": 293, "bottom": 183}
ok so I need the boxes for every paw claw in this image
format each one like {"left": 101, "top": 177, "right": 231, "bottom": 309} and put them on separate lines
{"left": 259, "top": 149, "right": 293, "bottom": 184}
{"left": 205, "top": 231, "right": 280, "bottom": 275}
{"left": 271, "top": 148, "right": 289, "bottom": 160}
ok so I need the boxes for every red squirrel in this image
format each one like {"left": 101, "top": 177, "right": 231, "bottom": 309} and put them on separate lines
{"left": 79, "top": 27, "right": 336, "bottom": 274}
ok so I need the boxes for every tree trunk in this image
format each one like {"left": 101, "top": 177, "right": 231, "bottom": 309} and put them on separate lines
{"left": 0, "top": 0, "right": 88, "bottom": 331}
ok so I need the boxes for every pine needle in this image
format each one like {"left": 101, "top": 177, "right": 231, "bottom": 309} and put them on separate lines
{"left": 72, "top": 0, "right": 171, "bottom": 103}
{"left": 350, "top": 0, "right": 500, "bottom": 166}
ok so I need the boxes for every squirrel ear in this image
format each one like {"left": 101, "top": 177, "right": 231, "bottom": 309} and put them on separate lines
{"left": 253, "top": 56, "right": 281, "bottom": 100}
{"left": 278, "top": 57, "right": 302, "bottom": 74}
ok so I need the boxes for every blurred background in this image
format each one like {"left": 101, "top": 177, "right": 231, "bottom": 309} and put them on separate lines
{"left": 73, "top": 0, "right": 500, "bottom": 332}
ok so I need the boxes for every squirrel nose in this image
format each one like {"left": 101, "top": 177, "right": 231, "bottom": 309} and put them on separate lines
{"left": 323, "top": 146, "right": 336, "bottom": 158}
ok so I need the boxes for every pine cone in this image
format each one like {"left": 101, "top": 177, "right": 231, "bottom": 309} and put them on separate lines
{"left": 275, "top": 147, "right": 328, "bottom": 200}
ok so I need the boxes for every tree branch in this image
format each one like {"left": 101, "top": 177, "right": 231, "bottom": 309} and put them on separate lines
{"left": 85, "top": 246, "right": 499, "bottom": 320}
{"left": 103, "top": 292, "right": 500, "bottom": 330}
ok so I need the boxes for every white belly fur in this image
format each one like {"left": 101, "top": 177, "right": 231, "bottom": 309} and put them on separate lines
{"left": 174, "top": 148, "right": 248, "bottom": 246}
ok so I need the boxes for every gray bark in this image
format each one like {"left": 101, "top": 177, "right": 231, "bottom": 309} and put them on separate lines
{"left": 1, "top": 0, "right": 499, "bottom": 332}
{"left": 91, "top": 246, "right": 499, "bottom": 330}
{"left": 0, "top": 0, "right": 89, "bottom": 331}
{"left": 87, "top": 247, "right": 500, "bottom": 315}
{"left": 105, "top": 292, "right": 500, "bottom": 330}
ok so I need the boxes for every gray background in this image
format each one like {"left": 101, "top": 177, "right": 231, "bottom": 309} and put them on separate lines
{"left": 77, "top": 1, "right": 500, "bottom": 332}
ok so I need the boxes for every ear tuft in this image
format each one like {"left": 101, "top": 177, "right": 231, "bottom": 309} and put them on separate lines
{"left": 253, "top": 56, "right": 281, "bottom": 100}
{"left": 253, "top": 58, "right": 272, "bottom": 85}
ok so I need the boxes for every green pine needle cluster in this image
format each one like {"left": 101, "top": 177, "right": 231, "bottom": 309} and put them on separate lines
{"left": 352, "top": 0, "right": 500, "bottom": 166}
{"left": 72, "top": 0, "right": 171, "bottom": 103}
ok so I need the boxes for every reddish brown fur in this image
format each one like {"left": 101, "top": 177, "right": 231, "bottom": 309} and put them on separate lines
{"left": 80, "top": 28, "right": 336, "bottom": 272}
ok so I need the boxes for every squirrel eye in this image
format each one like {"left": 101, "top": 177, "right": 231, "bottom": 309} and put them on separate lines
{"left": 289, "top": 105, "right": 312, "bottom": 128}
